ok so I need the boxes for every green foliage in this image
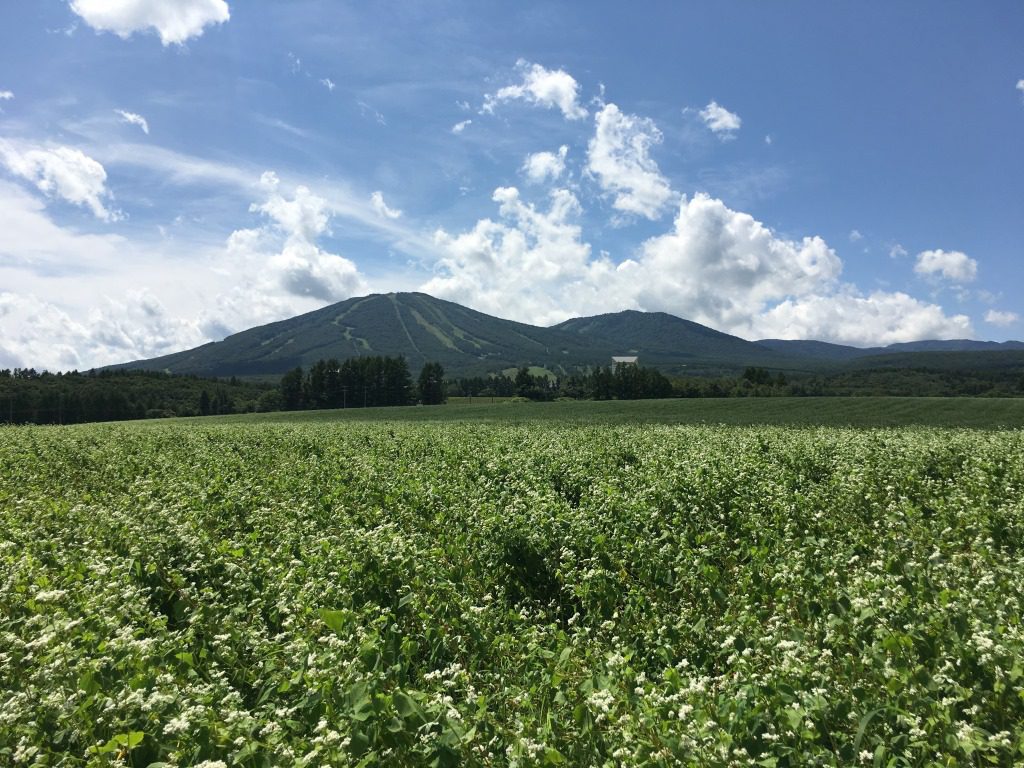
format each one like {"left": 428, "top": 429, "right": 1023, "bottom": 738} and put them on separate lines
{"left": 280, "top": 356, "right": 414, "bottom": 411}
{"left": 0, "top": 368, "right": 269, "bottom": 425}
{"left": 418, "top": 362, "right": 446, "bottom": 405}
{"left": 2, "top": 421, "right": 1023, "bottom": 765}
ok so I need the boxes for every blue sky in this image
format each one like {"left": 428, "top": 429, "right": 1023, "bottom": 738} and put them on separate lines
{"left": 1, "top": 1, "right": 1022, "bottom": 370}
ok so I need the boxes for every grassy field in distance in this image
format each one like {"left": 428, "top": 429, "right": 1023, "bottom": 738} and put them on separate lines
{"left": 201, "top": 396, "right": 1024, "bottom": 429}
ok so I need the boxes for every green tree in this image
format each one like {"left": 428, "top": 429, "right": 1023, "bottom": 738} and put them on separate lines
{"left": 418, "top": 362, "right": 446, "bottom": 405}
{"left": 280, "top": 367, "right": 304, "bottom": 410}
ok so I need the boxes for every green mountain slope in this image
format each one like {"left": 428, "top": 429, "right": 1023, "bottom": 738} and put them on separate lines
{"left": 552, "top": 310, "right": 785, "bottom": 372}
{"left": 117, "top": 292, "right": 803, "bottom": 378}
{"left": 114, "top": 292, "right": 1024, "bottom": 380}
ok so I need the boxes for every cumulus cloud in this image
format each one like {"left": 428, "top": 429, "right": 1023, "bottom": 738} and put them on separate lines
{"left": 0, "top": 290, "right": 206, "bottom": 371}
{"left": 848, "top": 229, "right": 863, "bottom": 242}
{"left": 753, "top": 292, "right": 972, "bottom": 346}
{"left": 424, "top": 186, "right": 617, "bottom": 324}
{"left": 889, "top": 243, "right": 908, "bottom": 259}
{"left": 0, "top": 91, "right": 12, "bottom": 101}
{"left": 699, "top": 100, "right": 741, "bottom": 137}
{"left": 482, "top": 60, "right": 588, "bottom": 120}
{"left": 586, "top": 103, "right": 674, "bottom": 220}
{"left": 451, "top": 119, "right": 472, "bottom": 134}
{"left": 522, "top": 146, "right": 568, "bottom": 184}
{"left": 370, "top": 190, "right": 402, "bottom": 220}
{"left": 985, "top": 309, "right": 1019, "bottom": 327}
{"left": 628, "top": 193, "right": 842, "bottom": 331}
{"left": 115, "top": 109, "right": 149, "bottom": 134}
{"left": 914, "top": 248, "right": 978, "bottom": 284}
{"left": 238, "top": 173, "right": 365, "bottom": 304}
{"left": 69, "top": 0, "right": 230, "bottom": 46}
{"left": 0, "top": 141, "right": 119, "bottom": 221}
{"left": 1018, "top": 79, "right": 1024, "bottom": 97}
{"left": 425, "top": 188, "right": 972, "bottom": 345}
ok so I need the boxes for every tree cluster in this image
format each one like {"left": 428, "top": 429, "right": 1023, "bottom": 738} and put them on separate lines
{"left": 451, "top": 364, "right": 674, "bottom": 401}
{"left": 279, "top": 356, "right": 417, "bottom": 410}
{"left": 0, "top": 368, "right": 270, "bottom": 425}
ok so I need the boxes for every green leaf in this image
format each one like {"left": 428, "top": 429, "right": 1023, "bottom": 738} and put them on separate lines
{"left": 854, "top": 708, "right": 885, "bottom": 753}
{"left": 320, "top": 608, "right": 348, "bottom": 635}
{"left": 544, "top": 747, "right": 566, "bottom": 764}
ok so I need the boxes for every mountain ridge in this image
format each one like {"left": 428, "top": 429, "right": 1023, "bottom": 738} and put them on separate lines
{"left": 114, "top": 292, "right": 1023, "bottom": 379}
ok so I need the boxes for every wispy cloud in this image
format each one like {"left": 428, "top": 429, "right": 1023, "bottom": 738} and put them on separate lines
{"left": 451, "top": 119, "right": 472, "bottom": 134}
{"left": 357, "top": 101, "right": 386, "bottom": 126}
{"left": 370, "top": 190, "right": 402, "bottom": 219}
{"left": 115, "top": 109, "right": 149, "bottom": 134}
{"left": 985, "top": 309, "right": 1018, "bottom": 326}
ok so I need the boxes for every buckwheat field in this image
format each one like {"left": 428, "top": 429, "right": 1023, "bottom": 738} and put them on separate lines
{"left": 2, "top": 422, "right": 1022, "bottom": 766}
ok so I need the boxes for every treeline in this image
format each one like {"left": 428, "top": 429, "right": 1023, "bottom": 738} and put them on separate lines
{"left": 672, "top": 366, "right": 1024, "bottom": 398}
{"left": 0, "top": 368, "right": 272, "bottom": 425}
{"left": 277, "top": 357, "right": 446, "bottom": 410}
{"left": 450, "top": 364, "right": 674, "bottom": 401}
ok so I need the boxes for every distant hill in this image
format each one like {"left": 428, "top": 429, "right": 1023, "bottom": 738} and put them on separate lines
{"left": 757, "top": 338, "right": 1024, "bottom": 360}
{"left": 552, "top": 310, "right": 784, "bottom": 370}
{"left": 114, "top": 292, "right": 1024, "bottom": 380}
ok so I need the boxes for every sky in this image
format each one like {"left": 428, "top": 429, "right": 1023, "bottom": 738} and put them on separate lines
{"left": 1, "top": 1, "right": 1022, "bottom": 371}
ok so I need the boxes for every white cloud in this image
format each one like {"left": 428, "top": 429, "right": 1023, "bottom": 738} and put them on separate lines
{"left": 88, "top": 143, "right": 437, "bottom": 255}
{"left": 0, "top": 91, "right": 13, "bottom": 101}
{"left": 628, "top": 193, "right": 842, "bottom": 331}
{"left": 357, "top": 101, "right": 386, "bottom": 126}
{"left": 754, "top": 291, "right": 972, "bottom": 346}
{"left": 424, "top": 186, "right": 615, "bottom": 324}
{"left": 764, "top": 134, "right": 772, "bottom": 145}
{"left": 424, "top": 188, "right": 971, "bottom": 345}
{"left": 451, "top": 119, "right": 472, "bottom": 134}
{"left": 320, "top": 78, "right": 336, "bottom": 91}
{"left": 586, "top": 103, "right": 674, "bottom": 220}
{"left": 985, "top": 309, "right": 1019, "bottom": 327}
{"left": 699, "top": 100, "right": 741, "bottom": 137}
{"left": 0, "top": 290, "right": 206, "bottom": 371}
{"left": 914, "top": 248, "right": 978, "bottom": 284}
{"left": 1017, "top": 79, "right": 1024, "bottom": 97}
{"left": 0, "top": 180, "right": 124, "bottom": 273}
{"left": 242, "top": 175, "right": 365, "bottom": 303}
{"left": 0, "top": 141, "right": 119, "bottom": 221}
{"left": 69, "top": 0, "right": 230, "bottom": 46}
{"left": 848, "top": 229, "right": 863, "bottom": 242}
{"left": 115, "top": 109, "right": 149, "bottom": 134}
{"left": 370, "top": 190, "right": 402, "bottom": 220}
{"left": 482, "top": 59, "right": 588, "bottom": 120}
{"left": 522, "top": 146, "right": 568, "bottom": 184}
{"left": 889, "top": 243, "right": 908, "bottom": 259}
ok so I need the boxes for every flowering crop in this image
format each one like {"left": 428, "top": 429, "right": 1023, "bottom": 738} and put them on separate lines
{"left": 1, "top": 422, "right": 1022, "bottom": 766}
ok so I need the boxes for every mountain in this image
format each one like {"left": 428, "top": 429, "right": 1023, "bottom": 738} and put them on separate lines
{"left": 117, "top": 292, "right": 801, "bottom": 378}
{"left": 552, "top": 310, "right": 783, "bottom": 369}
{"left": 115, "top": 292, "right": 1023, "bottom": 380}
{"left": 757, "top": 338, "right": 1024, "bottom": 360}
